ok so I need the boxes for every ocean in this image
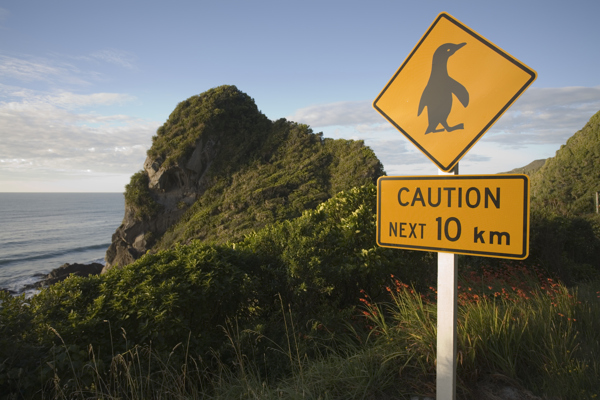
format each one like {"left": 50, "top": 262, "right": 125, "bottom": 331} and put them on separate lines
{"left": 0, "top": 193, "right": 124, "bottom": 294}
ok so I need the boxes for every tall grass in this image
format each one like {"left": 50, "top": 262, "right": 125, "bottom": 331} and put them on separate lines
{"left": 27, "top": 265, "right": 600, "bottom": 400}
{"left": 363, "top": 264, "right": 600, "bottom": 399}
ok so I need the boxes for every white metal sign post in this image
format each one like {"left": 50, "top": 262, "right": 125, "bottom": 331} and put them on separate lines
{"left": 437, "top": 166, "right": 458, "bottom": 400}
{"left": 373, "top": 12, "right": 535, "bottom": 400}
{"left": 377, "top": 171, "right": 530, "bottom": 398}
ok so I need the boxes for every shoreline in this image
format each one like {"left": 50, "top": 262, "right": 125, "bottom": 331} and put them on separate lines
{"left": 0, "top": 258, "right": 106, "bottom": 296}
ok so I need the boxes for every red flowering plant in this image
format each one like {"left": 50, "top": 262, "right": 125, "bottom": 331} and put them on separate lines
{"left": 403, "top": 261, "right": 569, "bottom": 307}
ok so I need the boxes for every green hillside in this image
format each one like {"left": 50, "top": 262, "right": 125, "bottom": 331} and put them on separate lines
{"left": 502, "top": 158, "right": 546, "bottom": 175}
{"left": 530, "top": 110, "right": 600, "bottom": 216}
{"left": 3, "top": 182, "right": 599, "bottom": 399}
{"left": 524, "top": 110, "right": 600, "bottom": 283}
{"left": 155, "top": 121, "right": 384, "bottom": 250}
{"left": 111, "top": 85, "right": 384, "bottom": 267}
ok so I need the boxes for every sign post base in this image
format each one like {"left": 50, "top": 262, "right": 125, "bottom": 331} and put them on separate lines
{"left": 437, "top": 251, "right": 458, "bottom": 400}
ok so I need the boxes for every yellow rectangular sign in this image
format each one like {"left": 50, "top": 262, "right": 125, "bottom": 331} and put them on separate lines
{"left": 377, "top": 175, "right": 529, "bottom": 259}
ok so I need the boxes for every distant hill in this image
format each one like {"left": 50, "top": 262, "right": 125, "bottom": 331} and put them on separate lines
{"left": 529, "top": 110, "right": 600, "bottom": 216}
{"left": 105, "top": 85, "right": 384, "bottom": 269}
{"left": 502, "top": 159, "right": 547, "bottom": 175}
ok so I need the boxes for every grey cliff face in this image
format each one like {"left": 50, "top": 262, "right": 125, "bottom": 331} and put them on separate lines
{"left": 103, "top": 137, "right": 218, "bottom": 272}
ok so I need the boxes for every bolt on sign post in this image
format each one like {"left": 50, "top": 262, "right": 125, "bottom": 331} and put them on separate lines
{"left": 372, "top": 12, "right": 536, "bottom": 400}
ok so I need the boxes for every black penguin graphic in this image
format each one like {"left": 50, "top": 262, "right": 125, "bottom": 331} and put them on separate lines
{"left": 418, "top": 42, "right": 469, "bottom": 135}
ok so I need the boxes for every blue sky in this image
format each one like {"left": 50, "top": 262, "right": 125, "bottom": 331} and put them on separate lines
{"left": 1, "top": 0, "right": 599, "bottom": 192}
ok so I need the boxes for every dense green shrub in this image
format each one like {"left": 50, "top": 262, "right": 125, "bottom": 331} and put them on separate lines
{"left": 0, "top": 184, "right": 433, "bottom": 397}
{"left": 530, "top": 110, "right": 600, "bottom": 217}
{"left": 124, "top": 170, "right": 163, "bottom": 221}
{"left": 529, "top": 211, "right": 600, "bottom": 284}
{"left": 238, "top": 184, "right": 435, "bottom": 326}
{"left": 147, "top": 85, "right": 271, "bottom": 170}
{"left": 154, "top": 119, "right": 384, "bottom": 249}
{"left": 0, "top": 245, "right": 267, "bottom": 397}
{"left": 3, "top": 180, "right": 600, "bottom": 398}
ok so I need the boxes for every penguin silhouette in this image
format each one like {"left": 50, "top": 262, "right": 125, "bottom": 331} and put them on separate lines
{"left": 418, "top": 42, "right": 469, "bottom": 135}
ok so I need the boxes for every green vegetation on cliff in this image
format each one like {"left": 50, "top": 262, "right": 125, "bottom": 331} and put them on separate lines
{"left": 522, "top": 111, "right": 600, "bottom": 283}
{"left": 147, "top": 85, "right": 271, "bottom": 172}
{"left": 530, "top": 110, "right": 600, "bottom": 216}
{"left": 503, "top": 158, "right": 547, "bottom": 175}
{"left": 122, "top": 85, "right": 383, "bottom": 255}
{"left": 157, "top": 123, "right": 383, "bottom": 249}
{"left": 124, "top": 170, "right": 163, "bottom": 220}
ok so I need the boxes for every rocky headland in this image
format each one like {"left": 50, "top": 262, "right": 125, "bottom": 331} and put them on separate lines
{"left": 104, "top": 85, "right": 384, "bottom": 271}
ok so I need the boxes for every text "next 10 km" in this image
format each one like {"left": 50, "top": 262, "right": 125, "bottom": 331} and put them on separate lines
{"left": 377, "top": 175, "right": 530, "bottom": 259}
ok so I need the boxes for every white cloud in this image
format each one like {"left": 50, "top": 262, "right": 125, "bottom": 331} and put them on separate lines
{"left": 88, "top": 49, "right": 137, "bottom": 70}
{"left": 288, "top": 100, "right": 381, "bottom": 127}
{"left": 0, "top": 55, "right": 65, "bottom": 82}
{"left": 289, "top": 87, "right": 600, "bottom": 142}
{"left": 0, "top": 88, "right": 160, "bottom": 186}
{"left": 0, "top": 51, "right": 153, "bottom": 191}
{"left": 46, "top": 91, "right": 134, "bottom": 108}
{"left": 0, "top": 55, "right": 90, "bottom": 86}
{"left": 0, "top": 48, "right": 138, "bottom": 91}
{"left": 288, "top": 86, "right": 600, "bottom": 175}
{"left": 484, "top": 86, "right": 600, "bottom": 147}
{"left": 1, "top": 84, "right": 135, "bottom": 110}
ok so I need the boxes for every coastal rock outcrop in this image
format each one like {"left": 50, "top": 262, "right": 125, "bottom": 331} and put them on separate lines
{"left": 104, "top": 85, "right": 385, "bottom": 271}
{"left": 26, "top": 262, "right": 104, "bottom": 289}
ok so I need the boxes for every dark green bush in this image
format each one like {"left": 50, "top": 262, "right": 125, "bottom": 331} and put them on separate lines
{"left": 154, "top": 119, "right": 384, "bottom": 250}
{"left": 529, "top": 211, "right": 600, "bottom": 284}
{"left": 124, "top": 170, "right": 162, "bottom": 221}
{"left": 238, "top": 184, "right": 435, "bottom": 326}
{"left": 0, "top": 184, "right": 434, "bottom": 397}
{"left": 147, "top": 85, "right": 271, "bottom": 170}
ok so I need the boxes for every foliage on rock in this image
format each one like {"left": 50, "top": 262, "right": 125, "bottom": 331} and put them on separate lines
{"left": 530, "top": 110, "right": 600, "bottom": 216}
{"left": 147, "top": 85, "right": 271, "bottom": 171}
{"left": 113, "top": 85, "right": 384, "bottom": 265}
{"left": 522, "top": 111, "right": 600, "bottom": 283}
{"left": 124, "top": 170, "right": 163, "bottom": 220}
{"left": 157, "top": 123, "right": 384, "bottom": 249}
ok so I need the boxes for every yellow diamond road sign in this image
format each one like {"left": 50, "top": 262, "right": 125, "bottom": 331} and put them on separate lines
{"left": 373, "top": 12, "right": 537, "bottom": 171}
{"left": 377, "top": 175, "right": 530, "bottom": 259}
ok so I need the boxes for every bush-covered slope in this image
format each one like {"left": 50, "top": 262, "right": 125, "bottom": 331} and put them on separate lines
{"left": 502, "top": 158, "right": 547, "bottom": 175}
{"left": 5, "top": 108, "right": 600, "bottom": 398}
{"left": 3, "top": 184, "right": 599, "bottom": 399}
{"left": 156, "top": 123, "right": 383, "bottom": 250}
{"left": 106, "top": 85, "right": 384, "bottom": 268}
{"left": 0, "top": 185, "right": 435, "bottom": 397}
{"left": 515, "top": 110, "right": 600, "bottom": 283}
{"left": 530, "top": 110, "right": 600, "bottom": 216}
